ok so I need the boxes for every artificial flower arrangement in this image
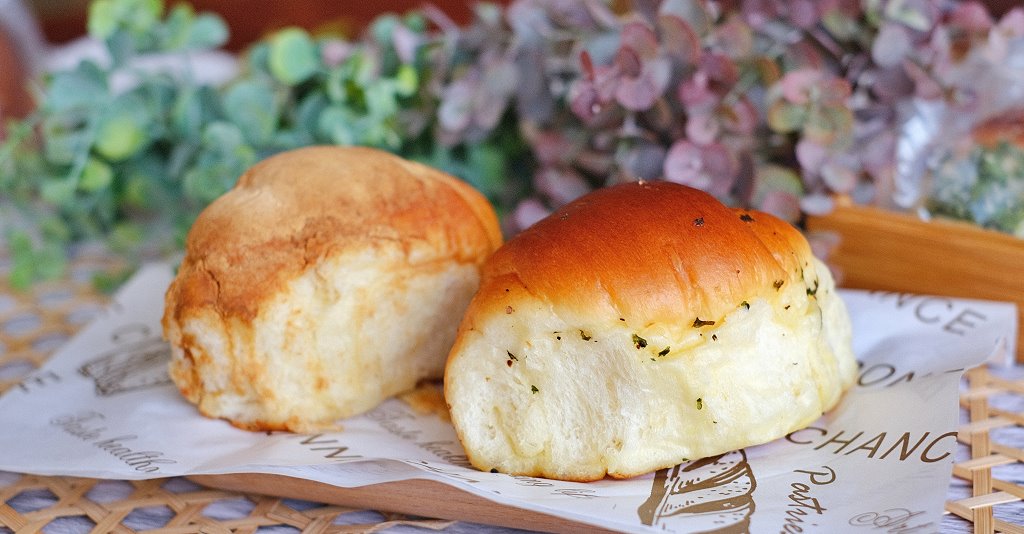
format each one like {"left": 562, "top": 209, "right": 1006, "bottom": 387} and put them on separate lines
{"left": 1, "top": 0, "right": 1022, "bottom": 288}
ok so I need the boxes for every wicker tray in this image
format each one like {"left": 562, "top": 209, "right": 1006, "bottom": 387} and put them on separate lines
{"left": 0, "top": 251, "right": 1021, "bottom": 533}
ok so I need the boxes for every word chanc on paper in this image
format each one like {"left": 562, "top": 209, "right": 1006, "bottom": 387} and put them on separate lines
{"left": 786, "top": 427, "right": 957, "bottom": 463}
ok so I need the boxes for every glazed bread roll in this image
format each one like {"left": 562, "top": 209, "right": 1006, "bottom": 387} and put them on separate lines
{"left": 163, "top": 146, "right": 501, "bottom": 432}
{"left": 444, "top": 181, "right": 856, "bottom": 481}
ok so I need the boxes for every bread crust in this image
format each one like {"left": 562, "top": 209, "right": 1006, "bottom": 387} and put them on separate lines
{"left": 464, "top": 181, "right": 813, "bottom": 332}
{"left": 166, "top": 146, "right": 501, "bottom": 323}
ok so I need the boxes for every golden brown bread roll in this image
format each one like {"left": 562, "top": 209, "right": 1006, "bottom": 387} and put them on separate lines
{"left": 444, "top": 181, "right": 855, "bottom": 481}
{"left": 163, "top": 146, "right": 501, "bottom": 432}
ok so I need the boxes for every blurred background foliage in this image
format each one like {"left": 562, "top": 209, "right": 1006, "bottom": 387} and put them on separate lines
{"left": 2, "top": 0, "right": 1023, "bottom": 288}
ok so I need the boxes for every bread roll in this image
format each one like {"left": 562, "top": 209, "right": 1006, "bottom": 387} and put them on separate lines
{"left": 444, "top": 181, "right": 856, "bottom": 481}
{"left": 163, "top": 146, "right": 501, "bottom": 432}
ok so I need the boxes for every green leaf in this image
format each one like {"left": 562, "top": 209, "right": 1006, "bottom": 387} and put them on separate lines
{"left": 365, "top": 81, "right": 398, "bottom": 118}
{"left": 394, "top": 64, "right": 418, "bottom": 97}
{"left": 41, "top": 115, "right": 90, "bottom": 166}
{"left": 45, "top": 64, "right": 108, "bottom": 112}
{"left": 295, "top": 92, "right": 329, "bottom": 136}
{"left": 465, "top": 143, "right": 507, "bottom": 197}
{"left": 201, "top": 121, "right": 246, "bottom": 148}
{"left": 803, "top": 106, "right": 853, "bottom": 146}
{"left": 271, "top": 129, "right": 313, "bottom": 150}
{"left": 79, "top": 157, "right": 114, "bottom": 192}
{"left": 171, "top": 86, "right": 218, "bottom": 139}
{"left": 86, "top": 0, "right": 120, "bottom": 41}
{"left": 403, "top": 12, "right": 427, "bottom": 32}
{"left": 6, "top": 230, "right": 68, "bottom": 289}
{"left": 109, "top": 222, "right": 144, "bottom": 251}
{"left": 34, "top": 240, "right": 68, "bottom": 281}
{"left": 753, "top": 164, "right": 803, "bottom": 206}
{"left": 121, "top": 172, "right": 152, "bottom": 209}
{"left": 40, "top": 175, "right": 77, "bottom": 205}
{"left": 88, "top": 0, "right": 164, "bottom": 41}
{"left": 92, "top": 268, "right": 134, "bottom": 294}
{"left": 94, "top": 112, "right": 147, "bottom": 161}
{"left": 325, "top": 66, "right": 350, "bottom": 104}
{"left": 6, "top": 231, "right": 34, "bottom": 289}
{"left": 164, "top": 4, "right": 228, "bottom": 50}
{"left": 187, "top": 14, "right": 229, "bottom": 49}
{"left": 317, "top": 106, "right": 356, "bottom": 145}
{"left": 822, "top": 10, "right": 862, "bottom": 41}
{"left": 371, "top": 15, "right": 400, "bottom": 43}
{"left": 767, "top": 101, "right": 806, "bottom": 133}
{"left": 40, "top": 216, "right": 71, "bottom": 242}
{"left": 223, "top": 80, "right": 279, "bottom": 145}
{"left": 245, "top": 42, "right": 271, "bottom": 73}
{"left": 162, "top": 3, "right": 195, "bottom": 48}
{"left": 268, "top": 28, "right": 319, "bottom": 85}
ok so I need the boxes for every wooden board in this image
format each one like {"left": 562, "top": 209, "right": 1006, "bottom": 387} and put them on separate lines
{"left": 806, "top": 200, "right": 1024, "bottom": 363}
{"left": 189, "top": 474, "right": 617, "bottom": 533}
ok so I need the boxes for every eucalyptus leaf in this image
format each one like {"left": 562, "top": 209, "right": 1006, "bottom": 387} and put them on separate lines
{"left": 86, "top": 0, "right": 121, "bottom": 40}
{"left": 182, "top": 167, "right": 227, "bottom": 205}
{"left": 41, "top": 115, "right": 91, "bottom": 166}
{"left": 39, "top": 216, "right": 71, "bottom": 243}
{"left": 766, "top": 101, "right": 806, "bottom": 133}
{"left": 318, "top": 106, "right": 356, "bottom": 145}
{"left": 35, "top": 240, "right": 69, "bottom": 282}
{"left": 121, "top": 173, "right": 153, "bottom": 209}
{"left": 201, "top": 121, "right": 247, "bottom": 150}
{"left": 79, "top": 157, "right": 114, "bottom": 192}
{"left": 172, "top": 86, "right": 219, "bottom": 139}
{"left": 268, "top": 28, "right": 319, "bottom": 85}
{"left": 163, "top": 4, "right": 228, "bottom": 50}
{"left": 365, "top": 81, "right": 399, "bottom": 118}
{"left": 94, "top": 112, "right": 147, "bottom": 161}
{"left": 223, "top": 81, "right": 279, "bottom": 145}
{"left": 295, "top": 92, "right": 330, "bottom": 135}
{"left": 109, "top": 222, "right": 145, "bottom": 252}
{"left": 162, "top": 3, "right": 195, "bottom": 49}
{"left": 371, "top": 15, "right": 401, "bottom": 45}
{"left": 40, "top": 177, "right": 77, "bottom": 206}
{"left": 187, "top": 14, "right": 229, "bottom": 49}
{"left": 246, "top": 42, "right": 271, "bottom": 73}
{"left": 465, "top": 143, "right": 507, "bottom": 198}
{"left": 89, "top": 0, "right": 163, "bottom": 53}
{"left": 395, "top": 64, "right": 419, "bottom": 97}
{"left": 45, "top": 65, "right": 108, "bottom": 112}
{"left": 753, "top": 164, "right": 803, "bottom": 207}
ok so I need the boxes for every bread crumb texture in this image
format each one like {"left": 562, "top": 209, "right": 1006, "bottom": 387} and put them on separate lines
{"left": 445, "top": 181, "right": 856, "bottom": 481}
{"left": 163, "top": 146, "right": 501, "bottom": 432}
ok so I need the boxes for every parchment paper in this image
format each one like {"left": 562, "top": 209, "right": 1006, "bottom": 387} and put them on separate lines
{"left": 0, "top": 264, "right": 1017, "bottom": 533}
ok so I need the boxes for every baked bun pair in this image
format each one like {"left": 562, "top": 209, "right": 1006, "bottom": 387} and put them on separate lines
{"left": 163, "top": 145, "right": 855, "bottom": 483}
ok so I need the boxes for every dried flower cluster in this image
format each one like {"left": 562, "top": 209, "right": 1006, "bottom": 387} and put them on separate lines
{"left": 2, "top": 0, "right": 1022, "bottom": 287}
{"left": 467, "top": 0, "right": 1024, "bottom": 233}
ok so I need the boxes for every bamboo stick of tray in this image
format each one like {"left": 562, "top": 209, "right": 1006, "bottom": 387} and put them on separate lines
{"left": 805, "top": 199, "right": 1024, "bottom": 363}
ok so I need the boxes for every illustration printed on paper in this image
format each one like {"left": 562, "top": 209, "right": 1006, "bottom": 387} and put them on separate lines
{"left": 79, "top": 337, "right": 172, "bottom": 396}
{"left": 638, "top": 449, "right": 756, "bottom": 533}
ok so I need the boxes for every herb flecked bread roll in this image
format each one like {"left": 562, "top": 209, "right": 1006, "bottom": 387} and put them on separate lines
{"left": 444, "top": 181, "right": 856, "bottom": 481}
{"left": 163, "top": 146, "right": 501, "bottom": 432}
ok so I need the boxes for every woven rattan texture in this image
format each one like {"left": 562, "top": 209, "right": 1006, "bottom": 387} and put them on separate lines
{"left": 0, "top": 253, "right": 1021, "bottom": 533}
{"left": 948, "top": 367, "right": 1024, "bottom": 533}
